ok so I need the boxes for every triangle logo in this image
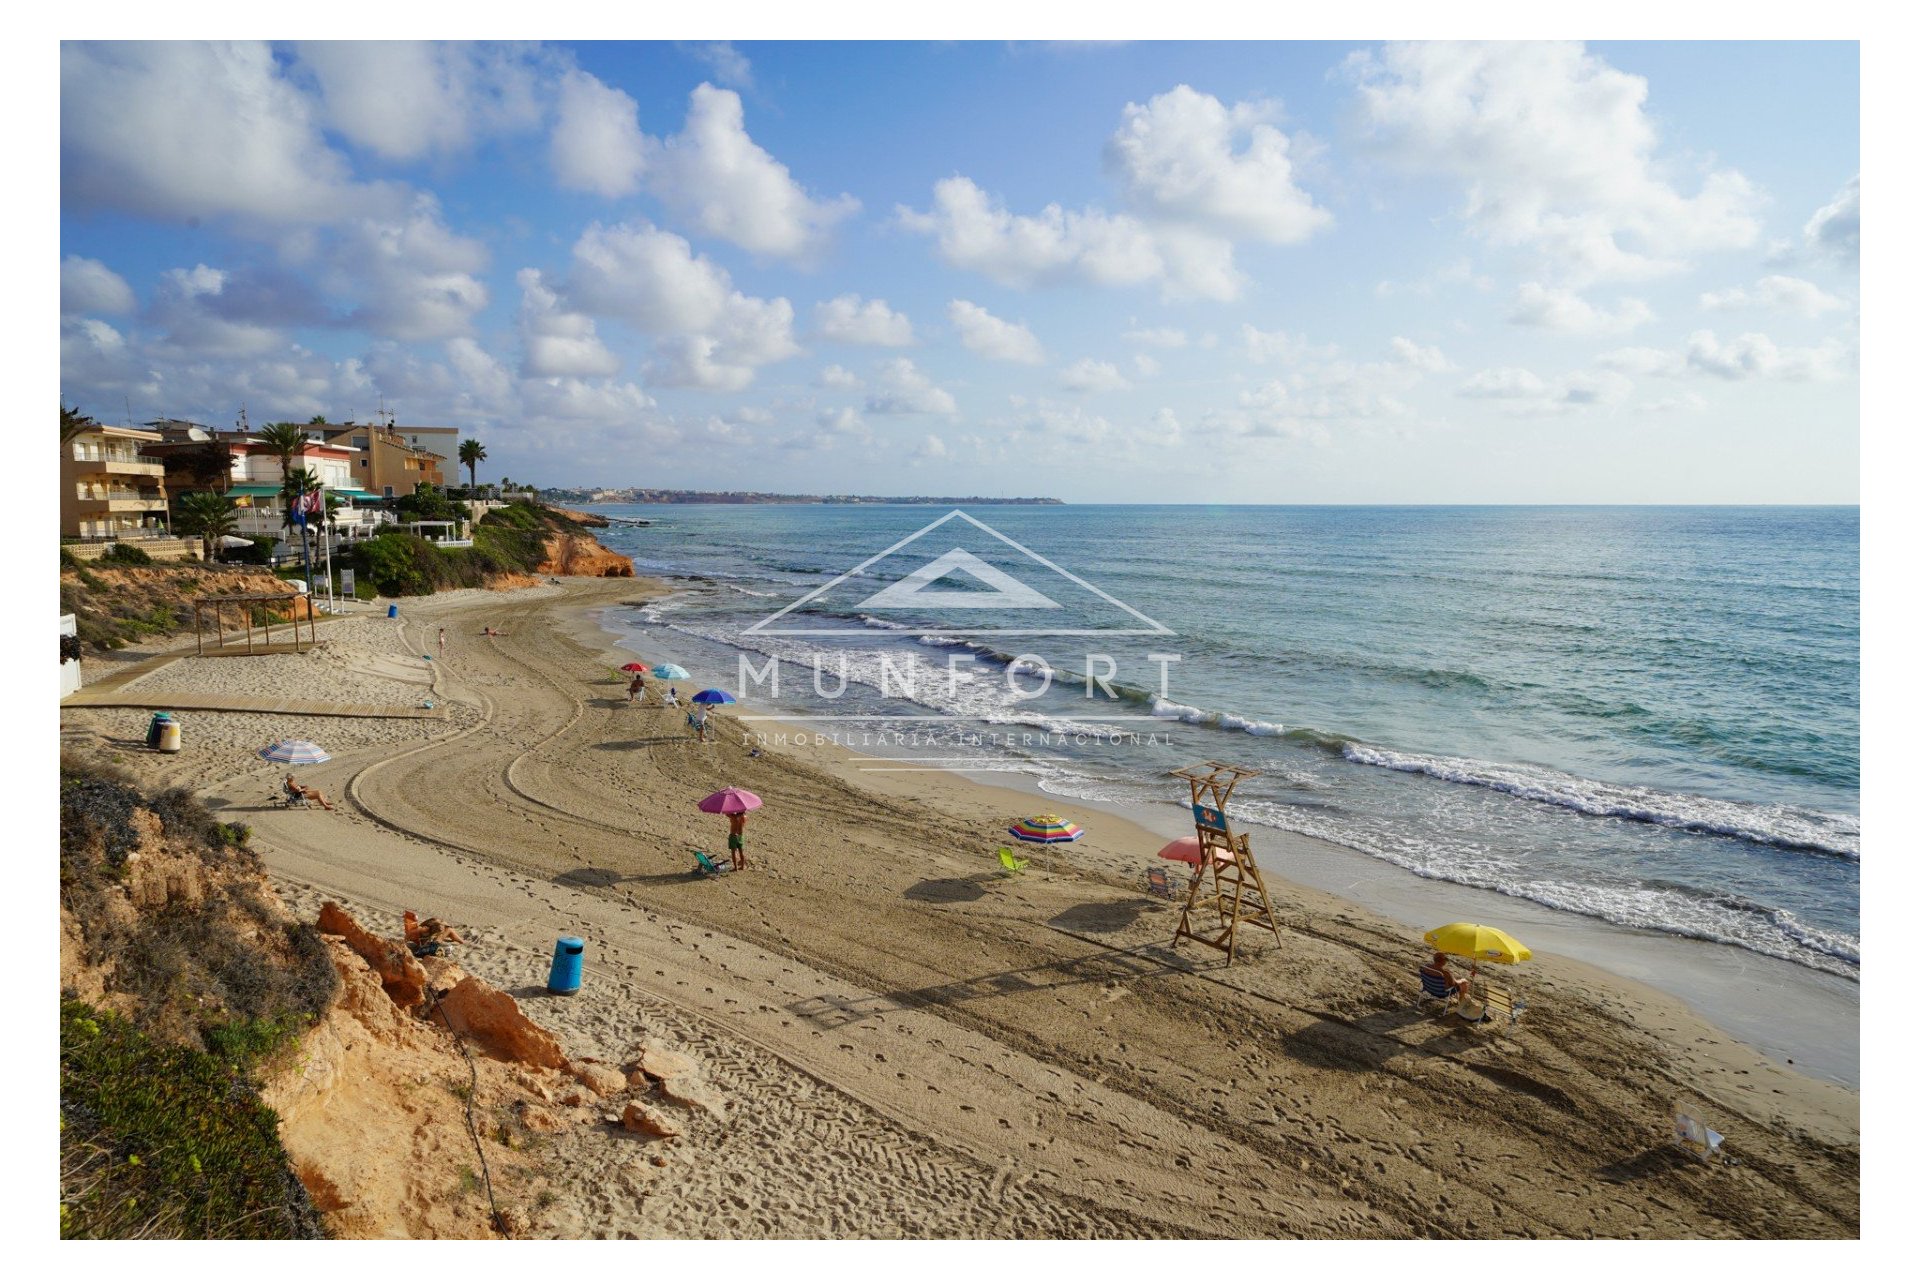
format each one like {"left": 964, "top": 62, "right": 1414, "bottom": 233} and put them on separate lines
{"left": 853, "top": 548, "right": 1062, "bottom": 611}
{"left": 744, "top": 510, "right": 1172, "bottom": 637}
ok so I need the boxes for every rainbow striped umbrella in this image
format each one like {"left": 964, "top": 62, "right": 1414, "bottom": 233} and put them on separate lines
{"left": 1008, "top": 813, "right": 1085, "bottom": 844}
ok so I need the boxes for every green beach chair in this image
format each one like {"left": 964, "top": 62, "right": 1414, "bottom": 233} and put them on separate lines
{"left": 693, "top": 850, "right": 731, "bottom": 877}
{"left": 997, "top": 845, "right": 1029, "bottom": 876}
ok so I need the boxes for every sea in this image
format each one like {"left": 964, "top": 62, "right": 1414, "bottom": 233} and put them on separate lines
{"left": 587, "top": 505, "right": 1860, "bottom": 983}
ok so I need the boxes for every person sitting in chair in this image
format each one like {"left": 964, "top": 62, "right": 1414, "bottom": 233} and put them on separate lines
{"left": 1420, "top": 951, "right": 1470, "bottom": 999}
{"left": 284, "top": 773, "right": 335, "bottom": 811}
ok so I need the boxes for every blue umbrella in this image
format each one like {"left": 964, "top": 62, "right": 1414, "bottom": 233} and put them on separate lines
{"left": 691, "top": 688, "right": 735, "bottom": 704}
{"left": 259, "top": 738, "right": 331, "bottom": 765}
{"left": 652, "top": 663, "right": 690, "bottom": 680}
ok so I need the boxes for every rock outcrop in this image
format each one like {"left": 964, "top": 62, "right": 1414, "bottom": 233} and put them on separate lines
{"left": 535, "top": 531, "right": 633, "bottom": 578}
{"left": 431, "top": 975, "right": 568, "bottom": 1070}
{"left": 318, "top": 900, "right": 428, "bottom": 1010}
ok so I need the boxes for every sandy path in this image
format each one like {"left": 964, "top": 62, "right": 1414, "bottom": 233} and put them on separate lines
{"left": 158, "top": 580, "right": 1855, "bottom": 1238}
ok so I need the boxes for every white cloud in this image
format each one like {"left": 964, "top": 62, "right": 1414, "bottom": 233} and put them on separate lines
{"left": 814, "top": 294, "right": 915, "bottom": 346}
{"left": 1242, "top": 325, "right": 1338, "bottom": 365}
{"left": 1508, "top": 283, "right": 1653, "bottom": 334}
{"left": 899, "top": 177, "right": 1164, "bottom": 290}
{"left": 1804, "top": 176, "right": 1859, "bottom": 265}
{"left": 564, "top": 221, "right": 800, "bottom": 390}
{"left": 445, "top": 336, "right": 515, "bottom": 408}
{"left": 335, "top": 200, "right": 491, "bottom": 341}
{"left": 649, "top": 84, "right": 859, "bottom": 260}
{"left": 1700, "top": 275, "right": 1844, "bottom": 318}
{"left": 1374, "top": 258, "right": 1494, "bottom": 297}
{"left": 899, "top": 84, "right": 1332, "bottom": 302}
{"left": 517, "top": 268, "right": 620, "bottom": 378}
{"left": 948, "top": 300, "right": 1045, "bottom": 364}
{"left": 62, "top": 41, "right": 401, "bottom": 227}
{"left": 687, "top": 42, "right": 753, "bottom": 89}
{"left": 1059, "top": 358, "right": 1132, "bottom": 393}
{"left": 1347, "top": 41, "right": 1763, "bottom": 283}
{"left": 915, "top": 434, "right": 951, "bottom": 460}
{"left": 1105, "top": 84, "right": 1331, "bottom": 245}
{"left": 149, "top": 264, "right": 287, "bottom": 358}
{"left": 1388, "top": 336, "right": 1453, "bottom": 373}
{"left": 1122, "top": 325, "right": 1189, "bottom": 348}
{"left": 1634, "top": 392, "right": 1709, "bottom": 414}
{"left": 295, "top": 42, "right": 545, "bottom": 163}
{"left": 865, "top": 358, "right": 957, "bottom": 415}
{"left": 1131, "top": 353, "right": 1161, "bottom": 378}
{"left": 551, "top": 69, "right": 651, "bottom": 199}
{"left": 1599, "top": 330, "right": 1853, "bottom": 381}
{"left": 1681, "top": 330, "right": 1851, "bottom": 381}
{"left": 1458, "top": 364, "right": 1632, "bottom": 414}
{"left": 815, "top": 364, "right": 863, "bottom": 389}
{"left": 62, "top": 256, "right": 136, "bottom": 315}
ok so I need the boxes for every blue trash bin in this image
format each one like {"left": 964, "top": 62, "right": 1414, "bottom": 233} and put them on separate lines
{"left": 547, "top": 936, "right": 585, "bottom": 994}
{"left": 387, "top": 604, "right": 399, "bottom": 618}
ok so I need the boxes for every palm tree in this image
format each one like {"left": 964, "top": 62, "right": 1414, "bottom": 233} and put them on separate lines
{"left": 174, "top": 491, "right": 239, "bottom": 562}
{"left": 258, "top": 423, "right": 319, "bottom": 581}
{"left": 457, "top": 438, "right": 487, "bottom": 516}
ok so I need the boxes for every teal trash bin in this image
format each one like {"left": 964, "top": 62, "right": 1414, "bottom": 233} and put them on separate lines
{"left": 387, "top": 604, "right": 399, "bottom": 618}
{"left": 145, "top": 711, "right": 173, "bottom": 748}
{"left": 547, "top": 936, "right": 584, "bottom": 994}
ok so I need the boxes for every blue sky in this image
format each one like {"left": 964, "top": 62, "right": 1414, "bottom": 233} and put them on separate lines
{"left": 58, "top": 39, "right": 1860, "bottom": 501}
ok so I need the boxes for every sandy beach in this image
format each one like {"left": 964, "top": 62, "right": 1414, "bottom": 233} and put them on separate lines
{"left": 60, "top": 578, "right": 1860, "bottom": 1239}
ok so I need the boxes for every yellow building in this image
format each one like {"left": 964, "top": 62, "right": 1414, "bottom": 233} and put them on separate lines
{"left": 321, "top": 423, "right": 449, "bottom": 497}
{"left": 62, "top": 424, "right": 168, "bottom": 540}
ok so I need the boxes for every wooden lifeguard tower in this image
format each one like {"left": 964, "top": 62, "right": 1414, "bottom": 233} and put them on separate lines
{"left": 1168, "top": 761, "right": 1281, "bottom": 963}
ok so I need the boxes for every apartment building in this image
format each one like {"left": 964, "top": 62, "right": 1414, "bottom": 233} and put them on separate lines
{"left": 62, "top": 423, "right": 169, "bottom": 539}
{"left": 319, "top": 423, "right": 451, "bottom": 497}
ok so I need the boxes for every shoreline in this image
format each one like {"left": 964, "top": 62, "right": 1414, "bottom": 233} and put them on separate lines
{"left": 580, "top": 593, "right": 1860, "bottom": 1089}
{"left": 62, "top": 575, "right": 1859, "bottom": 1237}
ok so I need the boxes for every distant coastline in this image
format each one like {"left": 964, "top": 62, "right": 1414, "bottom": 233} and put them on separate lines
{"left": 539, "top": 487, "right": 1062, "bottom": 506}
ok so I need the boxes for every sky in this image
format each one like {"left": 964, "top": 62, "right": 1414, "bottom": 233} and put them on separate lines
{"left": 56, "top": 38, "right": 1861, "bottom": 502}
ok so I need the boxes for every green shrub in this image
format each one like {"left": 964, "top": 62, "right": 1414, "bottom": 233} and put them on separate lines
{"left": 60, "top": 1001, "right": 326, "bottom": 1239}
{"left": 100, "top": 542, "right": 155, "bottom": 566}
{"left": 223, "top": 536, "right": 277, "bottom": 566}
{"left": 61, "top": 546, "right": 81, "bottom": 569}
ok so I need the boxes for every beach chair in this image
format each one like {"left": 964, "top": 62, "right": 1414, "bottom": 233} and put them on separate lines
{"left": 1417, "top": 966, "right": 1462, "bottom": 1014}
{"left": 1146, "top": 866, "right": 1178, "bottom": 899}
{"left": 1477, "top": 982, "right": 1526, "bottom": 1033}
{"left": 274, "top": 781, "right": 311, "bottom": 809}
{"left": 1671, "top": 1104, "right": 1727, "bottom": 1164}
{"left": 692, "top": 851, "right": 731, "bottom": 877}
{"left": 997, "top": 846, "right": 1029, "bottom": 876}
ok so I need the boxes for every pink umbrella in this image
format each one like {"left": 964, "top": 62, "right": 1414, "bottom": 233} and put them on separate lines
{"left": 697, "top": 786, "right": 762, "bottom": 815}
{"left": 1157, "top": 835, "right": 1233, "bottom": 865}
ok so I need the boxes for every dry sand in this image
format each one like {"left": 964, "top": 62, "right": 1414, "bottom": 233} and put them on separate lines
{"left": 64, "top": 578, "right": 1860, "bottom": 1239}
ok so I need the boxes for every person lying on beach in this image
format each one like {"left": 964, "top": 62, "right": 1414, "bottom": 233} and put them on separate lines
{"left": 284, "top": 774, "right": 335, "bottom": 811}
{"left": 1420, "top": 952, "right": 1469, "bottom": 998}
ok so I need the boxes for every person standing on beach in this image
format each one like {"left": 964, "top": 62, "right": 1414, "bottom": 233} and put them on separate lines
{"left": 690, "top": 704, "right": 709, "bottom": 742}
{"left": 728, "top": 810, "right": 748, "bottom": 870}
{"left": 438, "top": 627, "right": 446, "bottom": 660}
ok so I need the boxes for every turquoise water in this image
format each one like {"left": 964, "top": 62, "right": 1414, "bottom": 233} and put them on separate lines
{"left": 591, "top": 505, "right": 1860, "bottom": 978}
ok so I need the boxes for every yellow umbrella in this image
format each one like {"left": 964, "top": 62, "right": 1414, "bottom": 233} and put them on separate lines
{"left": 1424, "top": 922, "right": 1532, "bottom": 965}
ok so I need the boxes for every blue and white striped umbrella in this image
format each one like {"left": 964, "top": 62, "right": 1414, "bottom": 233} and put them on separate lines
{"left": 259, "top": 738, "right": 331, "bottom": 765}
{"left": 651, "top": 664, "right": 690, "bottom": 680}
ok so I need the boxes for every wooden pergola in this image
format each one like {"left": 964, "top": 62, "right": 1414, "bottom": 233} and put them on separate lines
{"left": 192, "top": 592, "right": 317, "bottom": 656}
{"left": 1167, "top": 761, "right": 1282, "bottom": 964}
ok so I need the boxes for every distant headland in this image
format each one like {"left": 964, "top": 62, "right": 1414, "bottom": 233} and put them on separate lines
{"left": 538, "top": 487, "right": 1063, "bottom": 506}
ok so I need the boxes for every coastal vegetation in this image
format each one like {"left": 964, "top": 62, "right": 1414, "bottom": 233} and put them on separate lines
{"left": 59, "top": 755, "right": 334, "bottom": 1238}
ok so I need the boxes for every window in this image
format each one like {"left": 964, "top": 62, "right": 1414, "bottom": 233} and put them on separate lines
{"left": 350, "top": 435, "right": 369, "bottom": 450}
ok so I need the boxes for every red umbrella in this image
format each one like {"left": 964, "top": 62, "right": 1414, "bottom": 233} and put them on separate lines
{"left": 697, "top": 787, "right": 762, "bottom": 815}
{"left": 1157, "top": 836, "right": 1234, "bottom": 865}
{"left": 619, "top": 662, "right": 649, "bottom": 673}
